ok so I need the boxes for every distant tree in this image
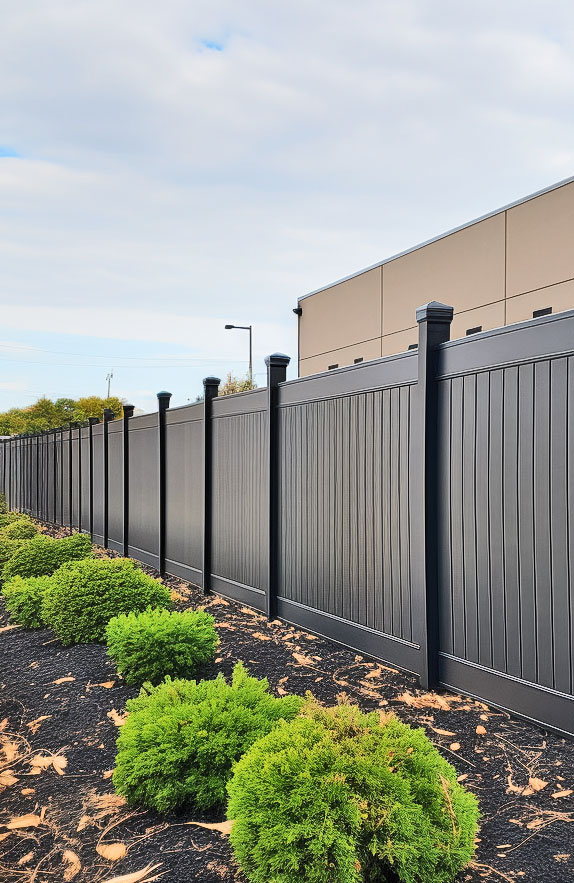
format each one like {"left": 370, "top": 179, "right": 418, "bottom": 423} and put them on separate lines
{"left": 0, "top": 396, "right": 125, "bottom": 436}
{"left": 219, "top": 373, "right": 257, "bottom": 397}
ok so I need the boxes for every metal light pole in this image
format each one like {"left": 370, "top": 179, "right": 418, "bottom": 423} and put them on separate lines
{"left": 106, "top": 370, "right": 114, "bottom": 398}
{"left": 224, "top": 324, "right": 253, "bottom": 386}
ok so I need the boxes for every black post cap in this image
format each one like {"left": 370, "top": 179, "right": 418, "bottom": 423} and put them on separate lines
{"left": 415, "top": 302, "right": 454, "bottom": 324}
{"left": 88, "top": 416, "right": 100, "bottom": 426}
{"left": 203, "top": 376, "right": 220, "bottom": 390}
{"left": 103, "top": 408, "right": 115, "bottom": 422}
{"left": 264, "top": 353, "right": 291, "bottom": 368}
{"left": 123, "top": 404, "right": 135, "bottom": 418}
{"left": 157, "top": 391, "right": 172, "bottom": 411}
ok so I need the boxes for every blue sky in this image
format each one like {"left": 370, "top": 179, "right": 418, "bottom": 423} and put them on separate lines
{"left": 1, "top": 0, "right": 574, "bottom": 414}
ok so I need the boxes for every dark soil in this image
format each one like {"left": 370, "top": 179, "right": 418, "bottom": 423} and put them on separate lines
{"left": 1, "top": 525, "right": 574, "bottom": 882}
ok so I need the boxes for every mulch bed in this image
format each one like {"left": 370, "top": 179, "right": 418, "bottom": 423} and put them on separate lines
{"left": 1, "top": 525, "right": 574, "bottom": 882}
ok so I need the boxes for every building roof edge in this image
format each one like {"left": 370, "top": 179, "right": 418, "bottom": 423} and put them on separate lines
{"left": 298, "top": 173, "right": 574, "bottom": 303}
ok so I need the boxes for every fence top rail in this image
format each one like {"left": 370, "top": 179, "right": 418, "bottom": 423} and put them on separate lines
{"left": 212, "top": 387, "right": 268, "bottom": 418}
{"left": 278, "top": 348, "right": 418, "bottom": 407}
{"left": 165, "top": 401, "right": 204, "bottom": 426}
{"left": 437, "top": 308, "right": 574, "bottom": 379}
{"left": 127, "top": 412, "right": 157, "bottom": 431}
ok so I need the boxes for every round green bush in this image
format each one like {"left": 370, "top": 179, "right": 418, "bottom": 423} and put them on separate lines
{"left": 0, "top": 512, "right": 22, "bottom": 528}
{"left": 113, "top": 663, "right": 303, "bottom": 812}
{"left": 3, "top": 575, "right": 52, "bottom": 628}
{"left": 41, "top": 557, "right": 171, "bottom": 645}
{"left": 227, "top": 701, "right": 479, "bottom": 883}
{"left": 0, "top": 517, "right": 39, "bottom": 540}
{"left": 2, "top": 532, "right": 93, "bottom": 582}
{"left": 0, "top": 537, "right": 28, "bottom": 568}
{"left": 105, "top": 607, "right": 219, "bottom": 685}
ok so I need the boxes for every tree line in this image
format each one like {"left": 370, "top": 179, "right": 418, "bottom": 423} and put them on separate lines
{"left": 0, "top": 396, "right": 124, "bottom": 436}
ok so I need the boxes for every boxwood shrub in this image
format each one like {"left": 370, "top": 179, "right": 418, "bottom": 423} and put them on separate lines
{"left": 0, "top": 517, "right": 39, "bottom": 540}
{"left": 227, "top": 701, "right": 479, "bottom": 883}
{"left": 0, "top": 512, "right": 22, "bottom": 528}
{"left": 41, "top": 557, "right": 171, "bottom": 645}
{"left": 106, "top": 607, "right": 219, "bottom": 685}
{"left": 0, "top": 537, "right": 28, "bottom": 568}
{"left": 3, "top": 575, "right": 52, "bottom": 628}
{"left": 2, "top": 533, "right": 93, "bottom": 582}
{"left": 113, "top": 663, "right": 303, "bottom": 812}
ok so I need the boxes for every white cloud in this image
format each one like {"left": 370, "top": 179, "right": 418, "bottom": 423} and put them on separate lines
{"left": 0, "top": 0, "right": 573, "bottom": 408}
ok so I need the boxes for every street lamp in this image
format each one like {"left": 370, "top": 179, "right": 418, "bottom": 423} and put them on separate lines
{"left": 224, "top": 324, "right": 253, "bottom": 386}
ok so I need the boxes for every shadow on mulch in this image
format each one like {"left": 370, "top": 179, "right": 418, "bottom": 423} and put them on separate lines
{"left": 1, "top": 525, "right": 573, "bottom": 882}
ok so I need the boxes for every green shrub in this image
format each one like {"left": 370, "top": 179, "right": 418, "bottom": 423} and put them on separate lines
{"left": 2, "top": 533, "right": 92, "bottom": 582}
{"left": 41, "top": 557, "right": 171, "bottom": 645}
{"left": 106, "top": 607, "right": 219, "bottom": 685}
{"left": 0, "top": 517, "right": 39, "bottom": 540}
{"left": 0, "top": 493, "right": 8, "bottom": 515}
{"left": 0, "top": 512, "right": 21, "bottom": 528}
{"left": 3, "top": 575, "right": 52, "bottom": 628}
{"left": 113, "top": 663, "right": 303, "bottom": 812}
{"left": 0, "top": 537, "right": 28, "bottom": 567}
{"left": 227, "top": 701, "right": 479, "bottom": 883}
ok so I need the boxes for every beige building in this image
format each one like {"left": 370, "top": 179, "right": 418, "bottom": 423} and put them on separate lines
{"left": 296, "top": 176, "right": 574, "bottom": 376}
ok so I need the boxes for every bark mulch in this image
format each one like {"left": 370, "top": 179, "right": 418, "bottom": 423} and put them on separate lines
{"left": 1, "top": 526, "right": 574, "bottom": 882}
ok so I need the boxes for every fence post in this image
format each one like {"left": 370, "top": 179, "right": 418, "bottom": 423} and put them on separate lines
{"left": 67, "top": 424, "right": 74, "bottom": 532}
{"left": 157, "top": 393, "right": 171, "bottom": 575}
{"left": 102, "top": 409, "right": 114, "bottom": 548}
{"left": 1, "top": 439, "right": 6, "bottom": 504}
{"left": 265, "top": 353, "right": 290, "bottom": 621}
{"left": 202, "top": 377, "right": 220, "bottom": 595}
{"left": 414, "top": 301, "right": 453, "bottom": 690}
{"left": 76, "top": 424, "right": 82, "bottom": 533}
{"left": 88, "top": 417, "right": 99, "bottom": 539}
{"left": 122, "top": 405, "right": 134, "bottom": 558}
{"left": 51, "top": 429, "right": 57, "bottom": 523}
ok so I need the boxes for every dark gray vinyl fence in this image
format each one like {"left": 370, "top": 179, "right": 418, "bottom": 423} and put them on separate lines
{"left": 2, "top": 304, "right": 574, "bottom": 739}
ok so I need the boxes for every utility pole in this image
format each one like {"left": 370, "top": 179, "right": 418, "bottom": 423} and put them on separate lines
{"left": 106, "top": 370, "right": 114, "bottom": 398}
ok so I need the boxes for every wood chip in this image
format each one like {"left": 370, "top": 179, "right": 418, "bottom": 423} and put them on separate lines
{"left": 52, "top": 677, "right": 75, "bottom": 684}
{"left": 449, "top": 742, "right": 461, "bottom": 751}
{"left": 62, "top": 849, "right": 81, "bottom": 881}
{"left": 552, "top": 789, "right": 573, "bottom": 799}
{"left": 186, "top": 820, "right": 233, "bottom": 835}
{"left": 475, "top": 725, "right": 487, "bottom": 735}
{"left": 107, "top": 709, "right": 127, "bottom": 727}
{"left": 292, "top": 652, "right": 315, "bottom": 666}
{"left": 26, "top": 715, "right": 51, "bottom": 734}
{"left": 528, "top": 777, "right": 548, "bottom": 792}
{"left": 97, "top": 842, "right": 128, "bottom": 861}
{"left": 102, "top": 863, "right": 164, "bottom": 883}
{"left": 252, "top": 632, "right": 271, "bottom": 641}
{"left": 18, "top": 851, "right": 34, "bottom": 865}
{"left": 0, "top": 771, "right": 18, "bottom": 788}
{"left": 4, "top": 813, "right": 43, "bottom": 829}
